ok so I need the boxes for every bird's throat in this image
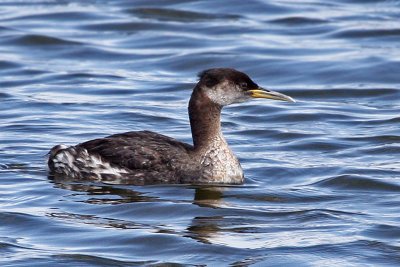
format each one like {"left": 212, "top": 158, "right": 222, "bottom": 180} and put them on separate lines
{"left": 188, "top": 88, "right": 223, "bottom": 150}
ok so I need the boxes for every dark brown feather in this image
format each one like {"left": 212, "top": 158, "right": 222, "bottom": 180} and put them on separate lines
{"left": 78, "top": 130, "right": 194, "bottom": 176}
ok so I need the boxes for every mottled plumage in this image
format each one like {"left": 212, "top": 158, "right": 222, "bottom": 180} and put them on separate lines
{"left": 48, "top": 68, "right": 294, "bottom": 185}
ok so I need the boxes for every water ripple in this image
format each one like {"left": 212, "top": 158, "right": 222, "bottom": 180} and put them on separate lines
{"left": 1, "top": 0, "right": 400, "bottom": 266}
{"left": 127, "top": 7, "right": 242, "bottom": 22}
{"left": 314, "top": 175, "right": 400, "bottom": 192}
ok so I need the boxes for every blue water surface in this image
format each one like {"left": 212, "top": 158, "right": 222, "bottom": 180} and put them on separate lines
{"left": 1, "top": 0, "right": 400, "bottom": 266}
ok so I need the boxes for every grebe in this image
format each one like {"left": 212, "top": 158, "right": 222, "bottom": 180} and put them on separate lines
{"left": 48, "top": 68, "right": 294, "bottom": 185}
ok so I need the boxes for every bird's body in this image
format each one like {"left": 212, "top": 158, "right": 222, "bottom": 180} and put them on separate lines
{"left": 48, "top": 68, "right": 294, "bottom": 185}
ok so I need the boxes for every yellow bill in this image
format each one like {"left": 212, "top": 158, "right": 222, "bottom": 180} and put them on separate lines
{"left": 249, "top": 87, "right": 295, "bottom": 102}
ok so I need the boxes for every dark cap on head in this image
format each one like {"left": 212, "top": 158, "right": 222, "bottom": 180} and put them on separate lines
{"left": 198, "top": 68, "right": 259, "bottom": 90}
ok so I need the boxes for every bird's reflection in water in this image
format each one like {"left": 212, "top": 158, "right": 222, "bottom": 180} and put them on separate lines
{"left": 192, "top": 186, "right": 225, "bottom": 208}
{"left": 49, "top": 177, "right": 235, "bottom": 245}
{"left": 49, "top": 176, "right": 158, "bottom": 204}
{"left": 185, "top": 215, "right": 224, "bottom": 245}
{"left": 47, "top": 211, "right": 148, "bottom": 230}
{"left": 186, "top": 186, "right": 234, "bottom": 244}
{"left": 50, "top": 176, "right": 228, "bottom": 207}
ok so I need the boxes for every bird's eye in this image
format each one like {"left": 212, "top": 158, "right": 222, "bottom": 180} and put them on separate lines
{"left": 240, "top": 82, "right": 247, "bottom": 89}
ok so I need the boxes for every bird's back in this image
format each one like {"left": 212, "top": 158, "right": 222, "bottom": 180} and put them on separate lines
{"left": 48, "top": 131, "right": 195, "bottom": 184}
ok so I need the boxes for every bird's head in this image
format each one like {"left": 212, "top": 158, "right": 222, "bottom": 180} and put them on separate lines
{"left": 196, "top": 68, "right": 295, "bottom": 106}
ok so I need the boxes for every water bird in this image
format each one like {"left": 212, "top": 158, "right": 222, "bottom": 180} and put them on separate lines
{"left": 48, "top": 68, "right": 295, "bottom": 185}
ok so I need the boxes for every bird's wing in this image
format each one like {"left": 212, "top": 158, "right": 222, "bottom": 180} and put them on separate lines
{"left": 78, "top": 131, "right": 193, "bottom": 171}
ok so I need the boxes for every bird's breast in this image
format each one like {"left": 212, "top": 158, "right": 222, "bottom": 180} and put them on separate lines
{"left": 198, "top": 136, "right": 244, "bottom": 184}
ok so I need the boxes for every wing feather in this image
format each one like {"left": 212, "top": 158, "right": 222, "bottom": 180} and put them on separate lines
{"left": 78, "top": 131, "right": 193, "bottom": 171}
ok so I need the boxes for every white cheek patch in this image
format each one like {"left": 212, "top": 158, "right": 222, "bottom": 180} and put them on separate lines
{"left": 205, "top": 82, "right": 247, "bottom": 106}
{"left": 207, "top": 89, "right": 232, "bottom": 106}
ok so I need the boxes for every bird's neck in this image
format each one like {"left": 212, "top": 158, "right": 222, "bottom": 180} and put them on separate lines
{"left": 187, "top": 87, "right": 243, "bottom": 184}
{"left": 188, "top": 88, "right": 223, "bottom": 150}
